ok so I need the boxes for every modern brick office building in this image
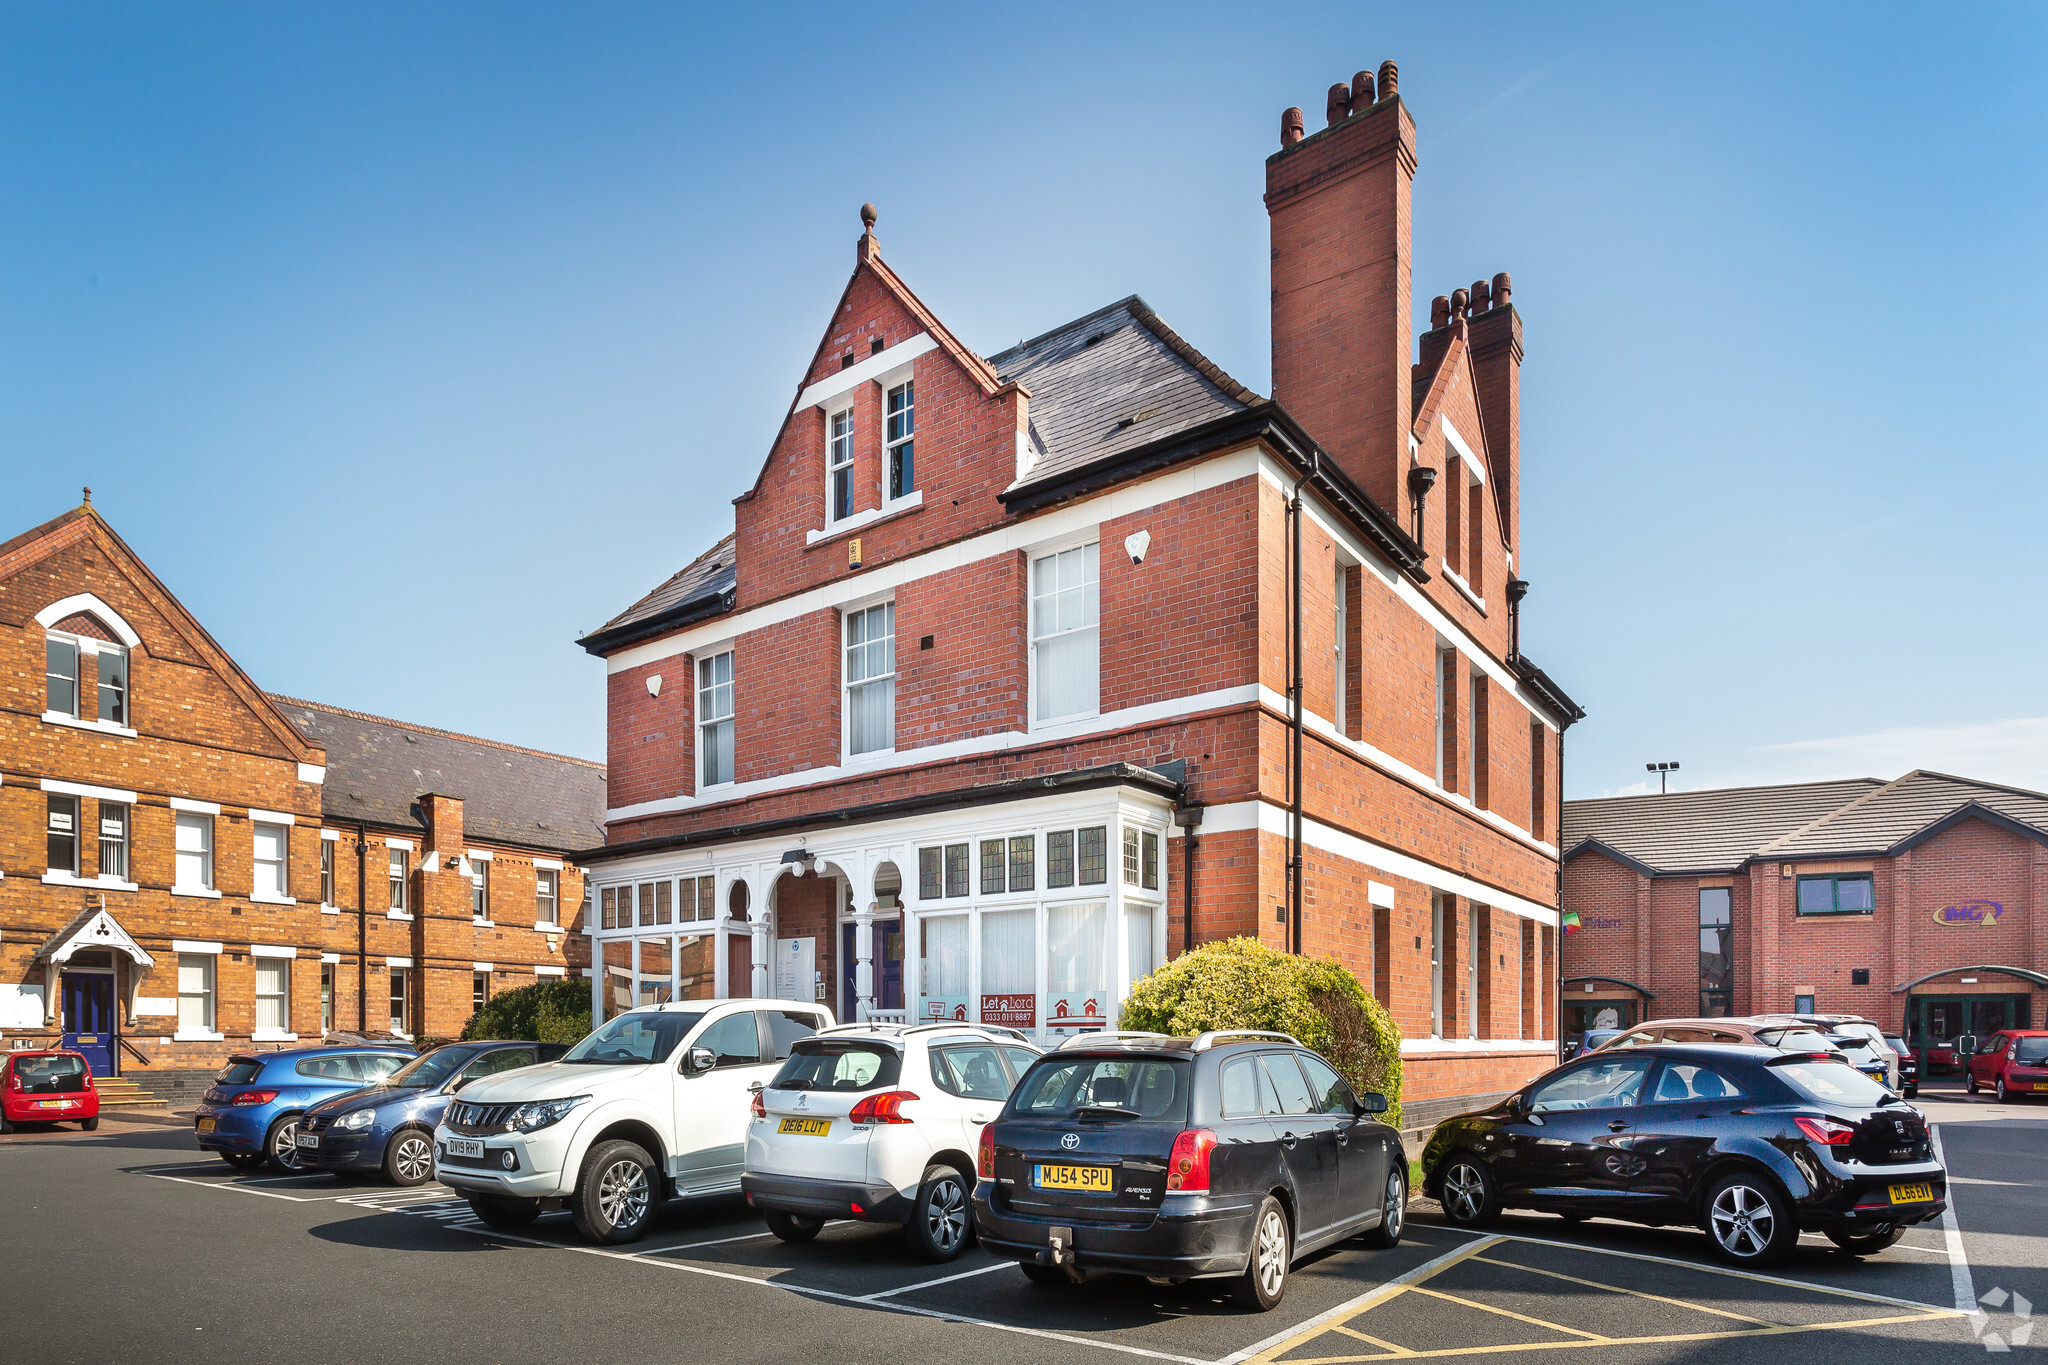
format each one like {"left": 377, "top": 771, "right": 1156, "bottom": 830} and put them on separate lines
{"left": 1560, "top": 772, "right": 2048, "bottom": 1051}
{"left": 577, "top": 62, "right": 1582, "bottom": 1123}
{"left": 0, "top": 500, "right": 600, "bottom": 1087}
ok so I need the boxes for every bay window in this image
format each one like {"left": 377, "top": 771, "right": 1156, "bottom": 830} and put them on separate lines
{"left": 918, "top": 914, "right": 970, "bottom": 1023}
{"left": 1030, "top": 542, "right": 1099, "bottom": 722}
{"left": 1046, "top": 902, "right": 1109, "bottom": 1027}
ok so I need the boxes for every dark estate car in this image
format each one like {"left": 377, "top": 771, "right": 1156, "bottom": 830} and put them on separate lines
{"left": 299, "top": 1041, "right": 567, "bottom": 1183}
{"left": 972, "top": 1030, "right": 1404, "bottom": 1311}
{"left": 1422, "top": 1044, "right": 1947, "bottom": 1265}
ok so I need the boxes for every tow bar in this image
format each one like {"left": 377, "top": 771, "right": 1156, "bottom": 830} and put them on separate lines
{"left": 1046, "top": 1225, "right": 1086, "bottom": 1284}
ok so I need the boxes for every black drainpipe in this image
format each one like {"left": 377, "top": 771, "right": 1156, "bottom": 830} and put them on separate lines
{"left": 356, "top": 823, "right": 369, "bottom": 1035}
{"left": 1177, "top": 806, "right": 1203, "bottom": 957}
{"left": 1288, "top": 457, "right": 1314, "bottom": 955}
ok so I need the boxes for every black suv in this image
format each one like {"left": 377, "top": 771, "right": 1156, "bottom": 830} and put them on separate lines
{"left": 971, "top": 1030, "right": 1405, "bottom": 1311}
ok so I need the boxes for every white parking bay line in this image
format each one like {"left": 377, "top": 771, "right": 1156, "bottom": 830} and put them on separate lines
{"left": 859, "top": 1259, "right": 1014, "bottom": 1300}
{"left": 1929, "top": 1125, "right": 1978, "bottom": 1315}
{"left": 636, "top": 1231, "right": 779, "bottom": 1256}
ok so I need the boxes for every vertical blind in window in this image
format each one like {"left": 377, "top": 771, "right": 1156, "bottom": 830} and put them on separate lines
{"left": 845, "top": 602, "right": 895, "bottom": 755}
{"left": 536, "top": 869, "right": 559, "bottom": 923}
{"left": 1126, "top": 907, "right": 1157, "bottom": 981}
{"left": 255, "top": 959, "right": 288, "bottom": 1031}
{"left": 1046, "top": 903, "right": 1108, "bottom": 1018}
{"left": 1031, "top": 543, "right": 1099, "bottom": 721}
{"left": 980, "top": 908, "right": 1035, "bottom": 997}
{"left": 99, "top": 803, "right": 128, "bottom": 881}
{"left": 178, "top": 954, "right": 214, "bottom": 1031}
{"left": 699, "top": 651, "right": 735, "bottom": 786}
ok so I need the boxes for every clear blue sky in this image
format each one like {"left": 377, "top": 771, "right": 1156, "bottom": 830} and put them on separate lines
{"left": 5, "top": 4, "right": 2045, "bottom": 798}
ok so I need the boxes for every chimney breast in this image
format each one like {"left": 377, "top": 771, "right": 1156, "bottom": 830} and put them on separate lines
{"left": 1326, "top": 83, "right": 1352, "bottom": 127}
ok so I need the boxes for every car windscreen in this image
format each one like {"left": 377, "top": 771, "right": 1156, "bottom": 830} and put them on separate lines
{"left": 562, "top": 1011, "right": 703, "bottom": 1065}
{"left": 1754, "top": 1028, "right": 1836, "bottom": 1052}
{"left": 1773, "top": 1057, "right": 1894, "bottom": 1107}
{"left": 14, "top": 1056, "right": 88, "bottom": 1092}
{"left": 1013, "top": 1056, "right": 1189, "bottom": 1121}
{"left": 216, "top": 1060, "right": 264, "bottom": 1085}
{"left": 1885, "top": 1038, "right": 1910, "bottom": 1053}
{"left": 770, "top": 1040, "right": 902, "bottom": 1092}
{"left": 2016, "top": 1038, "right": 2048, "bottom": 1064}
{"left": 386, "top": 1047, "right": 476, "bottom": 1089}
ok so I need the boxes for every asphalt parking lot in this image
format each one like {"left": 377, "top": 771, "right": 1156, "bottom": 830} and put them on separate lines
{"left": 1, "top": 1084, "right": 2039, "bottom": 1364}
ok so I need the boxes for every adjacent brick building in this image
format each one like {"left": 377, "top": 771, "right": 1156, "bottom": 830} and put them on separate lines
{"left": 0, "top": 500, "right": 601, "bottom": 1092}
{"left": 576, "top": 63, "right": 1583, "bottom": 1129}
{"left": 1560, "top": 772, "right": 2048, "bottom": 1052}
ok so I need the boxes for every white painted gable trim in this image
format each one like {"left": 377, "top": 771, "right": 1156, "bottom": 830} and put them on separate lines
{"left": 43, "top": 906, "right": 155, "bottom": 966}
{"left": 35, "top": 592, "right": 143, "bottom": 647}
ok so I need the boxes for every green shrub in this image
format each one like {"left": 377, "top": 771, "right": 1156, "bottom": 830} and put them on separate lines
{"left": 460, "top": 980, "right": 593, "bottom": 1046}
{"left": 1119, "top": 936, "right": 1403, "bottom": 1130}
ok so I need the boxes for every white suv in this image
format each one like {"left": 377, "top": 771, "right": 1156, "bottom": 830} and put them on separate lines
{"left": 433, "top": 999, "right": 832, "bottom": 1243}
{"left": 743, "top": 1023, "right": 1039, "bottom": 1261}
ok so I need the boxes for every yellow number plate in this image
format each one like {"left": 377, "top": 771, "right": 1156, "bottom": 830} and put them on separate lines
{"left": 1888, "top": 1182, "right": 1934, "bottom": 1204}
{"left": 1034, "top": 1164, "right": 1114, "bottom": 1192}
{"left": 778, "top": 1117, "right": 832, "bottom": 1137}
{"left": 196, "top": 1118, "right": 216, "bottom": 1133}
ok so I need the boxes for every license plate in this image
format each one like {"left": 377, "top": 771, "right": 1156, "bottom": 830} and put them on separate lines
{"left": 1888, "top": 1182, "right": 1934, "bottom": 1204}
{"left": 38, "top": 1099, "right": 70, "bottom": 1109}
{"left": 295, "top": 1132, "right": 320, "bottom": 1149}
{"left": 444, "top": 1137, "right": 485, "bottom": 1159}
{"left": 1033, "top": 1163, "right": 1114, "bottom": 1192}
{"left": 196, "top": 1118, "right": 216, "bottom": 1133}
{"left": 777, "top": 1117, "right": 832, "bottom": 1136}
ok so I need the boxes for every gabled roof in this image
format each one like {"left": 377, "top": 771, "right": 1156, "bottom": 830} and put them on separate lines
{"left": 1563, "top": 771, "right": 2048, "bottom": 875}
{"left": 990, "top": 296, "right": 1259, "bottom": 491}
{"left": 272, "top": 696, "right": 605, "bottom": 853}
{"left": 577, "top": 533, "right": 735, "bottom": 655}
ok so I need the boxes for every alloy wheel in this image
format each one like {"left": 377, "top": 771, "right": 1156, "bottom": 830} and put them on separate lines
{"left": 1254, "top": 1208, "right": 1287, "bottom": 1298}
{"left": 1383, "top": 1170, "right": 1405, "bottom": 1240}
{"left": 1443, "top": 1163, "right": 1485, "bottom": 1222}
{"left": 597, "top": 1158, "right": 651, "bottom": 1230}
{"left": 925, "top": 1176, "right": 967, "bottom": 1252}
{"left": 272, "top": 1120, "right": 303, "bottom": 1171}
{"left": 393, "top": 1134, "right": 434, "bottom": 1183}
{"left": 1709, "top": 1182, "right": 1775, "bottom": 1258}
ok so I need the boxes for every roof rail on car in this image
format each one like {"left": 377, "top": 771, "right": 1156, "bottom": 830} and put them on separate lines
{"left": 1056, "top": 1030, "right": 1172, "bottom": 1051}
{"left": 901, "top": 1022, "right": 1034, "bottom": 1043}
{"left": 1191, "top": 1029, "right": 1300, "bottom": 1052}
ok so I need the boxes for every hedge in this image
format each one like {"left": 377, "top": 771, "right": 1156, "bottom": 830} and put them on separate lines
{"left": 459, "top": 980, "right": 593, "bottom": 1045}
{"left": 1118, "top": 936, "right": 1404, "bottom": 1129}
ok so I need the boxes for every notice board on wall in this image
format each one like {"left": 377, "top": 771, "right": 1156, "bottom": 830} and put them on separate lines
{"left": 774, "top": 937, "right": 815, "bottom": 1004}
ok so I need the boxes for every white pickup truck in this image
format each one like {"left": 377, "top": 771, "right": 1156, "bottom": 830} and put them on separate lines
{"left": 433, "top": 998, "right": 832, "bottom": 1242}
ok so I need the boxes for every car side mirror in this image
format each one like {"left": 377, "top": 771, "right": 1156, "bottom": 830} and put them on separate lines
{"left": 684, "top": 1047, "right": 716, "bottom": 1075}
{"left": 1356, "top": 1092, "right": 1388, "bottom": 1115}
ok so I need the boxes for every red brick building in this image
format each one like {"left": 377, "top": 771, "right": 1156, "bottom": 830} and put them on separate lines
{"left": 577, "top": 63, "right": 1581, "bottom": 1128}
{"left": 1561, "top": 773, "right": 2048, "bottom": 1051}
{"left": 0, "top": 501, "right": 599, "bottom": 1094}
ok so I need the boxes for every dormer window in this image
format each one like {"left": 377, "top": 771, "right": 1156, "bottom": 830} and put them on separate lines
{"left": 885, "top": 380, "right": 915, "bottom": 501}
{"left": 827, "top": 407, "right": 855, "bottom": 523}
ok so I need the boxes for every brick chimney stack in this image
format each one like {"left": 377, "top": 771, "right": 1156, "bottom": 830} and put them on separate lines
{"left": 1467, "top": 271, "right": 1522, "bottom": 551}
{"left": 1265, "top": 64, "right": 1417, "bottom": 516}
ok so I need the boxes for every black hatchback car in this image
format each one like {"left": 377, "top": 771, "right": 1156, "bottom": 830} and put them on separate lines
{"left": 1422, "top": 1044, "right": 1946, "bottom": 1265}
{"left": 971, "top": 1030, "right": 1405, "bottom": 1311}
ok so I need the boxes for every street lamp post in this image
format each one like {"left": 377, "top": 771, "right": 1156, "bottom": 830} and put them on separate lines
{"left": 1645, "top": 761, "right": 1680, "bottom": 794}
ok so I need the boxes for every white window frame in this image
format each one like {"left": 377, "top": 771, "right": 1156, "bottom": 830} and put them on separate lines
{"left": 44, "top": 635, "right": 80, "bottom": 719}
{"left": 388, "top": 848, "right": 411, "bottom": 916}
{"left": 1433, "top": 643, "right": 1454, "bottom": 789}
{"left": 470, "top": 855, "right": 491, "bottom": 925}
{"left": 320, "top": 837, "right": 336, "bottom": 909}
{"left": 1333, "top": 563, "right": 1349, "bottom": 735}
{"left": 1028, "top": 536, "right": 1101, "bottom": 727}
{"left": 97, "top": 643, "right": 129, "bottom": 728}
{"left": 174, "top": 812, "right": 215, "bottom": 894}
{"left": 389, "top": 967, "right": 412, "bottom": 1038}
{"left": 825, "top": 402, "right": 856, "bottom": 525}
{"left": 842, "top": 598, "right": 897, "bottom": 759}
{"left": 697, "top": 647, "right": 736, "bottom": 790}
{"left": 98, "top": 802, "right": 129, "bottom": 883}
{"left": 252, "top": 821, "right": 292, "bottom": 903}
{"left": 254, "top": 957, "right": 292, "bottom": 1039}
{"left": 177, "top": 952, "right": 219, "bottom": 1040}
{"left": 46, "top": 793, "right": 80, "bottom": 878}
{"left": 535, "top": 867, "right": 560, "bottom": 929}
{"left": 884, "top": 376, "right": 916, "bottom": 505}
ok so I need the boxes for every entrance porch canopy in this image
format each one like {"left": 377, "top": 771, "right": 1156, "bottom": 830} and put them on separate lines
{"left": 37, "top": 903, "right": 154, "bottom": 967}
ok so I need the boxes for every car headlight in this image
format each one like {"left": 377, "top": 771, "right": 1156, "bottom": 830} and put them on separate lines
{"left": 335, "top": 1108, "right": 377, "bottom": 1131}
{"left": 508, "top": 1095, "right": 589, "bottom": 1133}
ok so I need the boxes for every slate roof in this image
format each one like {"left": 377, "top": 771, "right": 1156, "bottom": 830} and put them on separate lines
{"left": 579, "top": 533, "right": 736, "bottom": 652}
{"left": 272, "top": 696, "right": 606, "bottom": 853}
{"left": 990, "top": 296, "right": 1259, "bottom": 491}
{"left": 1564, "top": 771, "right": 2048, "bottom": 874}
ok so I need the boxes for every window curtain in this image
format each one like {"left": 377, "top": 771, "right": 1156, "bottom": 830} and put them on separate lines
{"left": 921, "top": 915, "right": 969, "bottom": 998}
{"left": 1125, "top": 907, "right": 1157, "bottom": 981}
{"left": 1047, "top": 903, "right": 1108, "bottom": 996}
{"left": 979, "top": 908, "right": 1036, "bottom": 994}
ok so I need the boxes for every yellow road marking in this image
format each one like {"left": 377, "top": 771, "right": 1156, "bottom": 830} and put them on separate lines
{"left": 1331, "top": 1324, "right": 1418, "bottom": 1356}
{"left": 1467, "top": 1254, "right": 1780, "bottom": 1326}
{"left": 1405, "top": 1286, "right": 1611, "bottom": 1341}
{"left": 1245, "top": 1235, "right": 1503, "bottom": 1365}
{"left": 1257, "top": 1309, "right": 1959, "bottom": 1362}
{"left": 1477, "top": 1231, "right": 1953, "bottom": 1312}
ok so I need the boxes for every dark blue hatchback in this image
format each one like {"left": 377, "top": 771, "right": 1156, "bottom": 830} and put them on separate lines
{"left": 299, "top": 1041, "right": 566, "bottom": 1184}
{"left": 195, "top": 1044, "right": 416, "bottom": 1171}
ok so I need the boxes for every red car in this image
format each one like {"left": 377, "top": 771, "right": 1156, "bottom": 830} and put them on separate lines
{"left": 1965, "top": 1030, "right": 2048, "bottom": 1103}
{"left": 1, "top": 1050, "right": 102, "bottom": 1132}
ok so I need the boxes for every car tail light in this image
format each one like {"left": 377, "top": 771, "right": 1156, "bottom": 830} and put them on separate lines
{"left": 1795, "top": 1115, "right": 1856, "bottom": 1146}
{"left": 749, "top": 1089, "right": 766, "bottom": 1119}
{"left": 1166, "top": 1129, "right": 1219, "bottom": 1193}
{"left": 230, "top": 1090, "right": 280, "bottom": 1106}
{"left": 848, "top": 1090, "right": 918, "bottom": 1124}
{"left": 978, "top": 1125, "right": 995, "bottom": 1178}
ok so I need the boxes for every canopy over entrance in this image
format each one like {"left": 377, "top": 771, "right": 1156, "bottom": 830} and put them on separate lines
{"left": 36, "top": 902, "right": 154, "bottom": 967}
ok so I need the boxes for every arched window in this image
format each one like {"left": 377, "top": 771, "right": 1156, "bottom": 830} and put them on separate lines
{"left": 35, "top": 594, "right": 139, "bottom": 731}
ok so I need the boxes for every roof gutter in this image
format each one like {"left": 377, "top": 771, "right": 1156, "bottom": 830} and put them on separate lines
{"left": 577, "top": 585, "right": 738, "bottom": 658}
{"left": 580, "top": 761, "right": 1184, "bottom": 864}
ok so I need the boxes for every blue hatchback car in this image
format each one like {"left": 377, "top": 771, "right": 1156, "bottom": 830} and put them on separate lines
{"left": 194, "top": 1044, "right": 415, "bottom": 1171}
{"left": 298, "top": 1041, "right": 566, "bottom": 1185}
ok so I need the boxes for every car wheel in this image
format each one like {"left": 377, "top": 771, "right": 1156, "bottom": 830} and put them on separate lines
{"left": 384, "top": 1129, "right": 436, "bottom": 1186}
{"left": 265, "top": 1116, "right": 305, "bottom": 1173}
{"left": 1966, "top": 1073, "right": 1980, "bottom": 1094}
{"left": 0, "top": 1115, "right": 13, "bottom": 1135}
{"left": 80, "top": 1117, "right": 99, "bottom": 1132}
{"left": 1020, "top": 1262, "right": 1074, "bottom": 1287}
{"left": 1827, "top": 1225, "right": 1905, "bottom": 1256}
{"left": 1231, "top": 1195, "right": 1291, "bottom": 1311}
{"left": 1903, "top": 1084, "right": 1918, "bottom": 1099}
{"left": 1996, "top": 1077, "right": 2013, "bottom": 1104}
{"left": 1704, "top": 1172, "right": 1795, "bottom": 1266}
{"left": 219, "top": 1151, "right": 265, "bottom": 1170}
{"left": 905, "top": 1164, "right": 972, "bottom": 1262}
{"left": 1360, "top": 1165, "right": 1406, "bottom": 1248}
{"left": 466, "top": 1195, "right": 541, "bottom": 1229}
{"left": 1438, "top": 1156, "right": 1501, "bottom": 1228}
{"left": 763, "top": 1210, "right": 824, "bottom": 1244}
{"left": 572, "top": 1139, "right": 657, "bottom": 1244}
